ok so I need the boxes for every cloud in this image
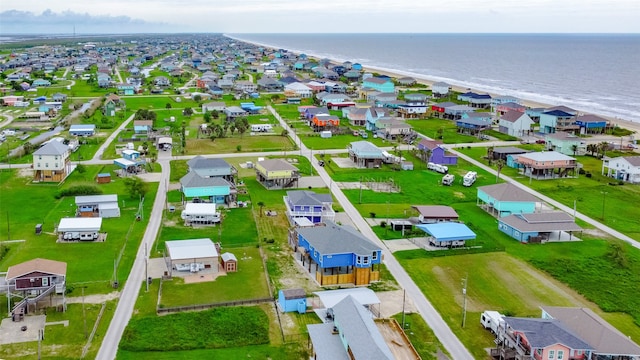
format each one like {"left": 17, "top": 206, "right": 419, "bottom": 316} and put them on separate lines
{"left": 0, "top": 9, "right": 176, "bottom": 34}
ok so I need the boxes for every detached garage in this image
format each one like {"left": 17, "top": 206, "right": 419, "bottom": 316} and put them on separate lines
{"left": 165, "top": 238, "right": 219, "bottom": 274}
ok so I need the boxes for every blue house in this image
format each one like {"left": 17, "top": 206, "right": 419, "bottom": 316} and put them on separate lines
{"left": 575, "top": 114, "right": 608, "bottom": 135}
{"left": 277, "top": 288, "right": 307, "bottom": 313}
{"left": 539, "top": 110, "right": 577, "bottom": 134}
{"left": 295, "top": 221, "right": 382, "bottom": 286}
{"left": 416, "top": 222, "right": 476, "bottom": 248}
{"left": 498, "top": 212, "right": 582, "bottom": 243}
{"left": 180, "top": 172, "right": 233, "bottom": 205}
{"left": 477, "top": 183, "right": 539, "bottom": 217}
{"left": 240, "top": 102, "right": 262, "bottom": 114}
{"left": 284, "top": 190, "right": 335, "bottom": 225}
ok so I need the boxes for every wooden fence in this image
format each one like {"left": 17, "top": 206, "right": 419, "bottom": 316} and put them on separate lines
{"left": 157, "top": 297, "right": 273, "bottom": 314}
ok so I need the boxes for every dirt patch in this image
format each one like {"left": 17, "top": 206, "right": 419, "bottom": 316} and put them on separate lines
{"left": 453, "top": 192, "right": 466, "bottom": 199}
{"left": 377, "top": 290, "right": 418, "bottom": 318}
{"left": 183, "top": 272, "right": 227, "bottom": 284}
{"left": 582, "top": 228, "right": 615, "bottom": 240}
{"left": 18, "top": 168, "right": 33, "bottom": 178}
{"left": 67, "top": 291, "right": 120, "bottom": 304}
{"left": 163, "top": 220, "right": 177, "bottom": 227}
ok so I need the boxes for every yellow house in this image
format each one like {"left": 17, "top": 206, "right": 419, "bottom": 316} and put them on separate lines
{"left": 255, "top": 159, "right": 300, "bottom": 189}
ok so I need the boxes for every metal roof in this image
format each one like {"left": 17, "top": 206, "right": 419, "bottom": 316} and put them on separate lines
{"left": 58, "top": 217, "right": 102, "bottom": 232}
{"left": 478, "top": 183, "right": 540, "bottom": 202}
{"left": 165, "top": 238, "right": 218, "bottom": 260}
{"left": 416, "top": 222, "right": 476, "bottom": 241}
{"left": 297, "top": 221, "right": 381, "bottom": 256}
{"left": 499, "top": 212, "right": 582, "bottom": 232}
{"left": 75, "top": 194, "right": 118, "bottom": 205}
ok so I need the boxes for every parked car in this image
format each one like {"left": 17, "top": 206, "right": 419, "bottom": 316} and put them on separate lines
{"left": 535, "top": 139, "right": 546, "bottom": 144}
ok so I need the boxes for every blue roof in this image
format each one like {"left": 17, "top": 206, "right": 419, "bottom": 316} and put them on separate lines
{"left": 543, "top": 110, "right": 574, "bottom": 117}
{"left": 416, "top": 223, "right": 476, "bottom": 241}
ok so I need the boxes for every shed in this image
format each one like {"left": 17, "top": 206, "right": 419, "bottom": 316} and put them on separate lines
{"left": 412, "top": 205, "right": 459, "bottom": 223}
{"left": 417, "top": 222, "right": 476, "bottom": 248}
{"left": 389, "top": 220, "right": 413, "bottom": 231}
{"left": 165, "top": 238, "right": 219, "bottom": 273}
{"left": 96, "top": 172, "right": 111, "bottom": 184}
{"left": 278, "top": 288, "right": 307, "bottom": 313}
{"left": 221, "top": 252, "right": 237, "bottom": 272}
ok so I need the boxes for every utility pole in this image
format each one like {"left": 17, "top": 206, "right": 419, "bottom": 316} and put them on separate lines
{"left": 461, "top": 275, "right": 468, "bottom": 328}
{"left": 401, "top": 289, "right": 406, "bottom": 330}
{"left": 145, "top": 242, "right": 149, "bottom": 292}
{"left": 601, "top": 191, "right": 608, "bottom": 221}
{"left": 359, "top": 177, "right": 363, "bottom": 204}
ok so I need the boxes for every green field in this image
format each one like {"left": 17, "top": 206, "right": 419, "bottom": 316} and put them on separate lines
{"left": 0, "top": 166, "right": 157, "bottom": 296}
{"left": 407, "top": 118, "right": 483, "bottom": 144}
{"left": 159, "top": 247, "right": 269, "bottom": 307}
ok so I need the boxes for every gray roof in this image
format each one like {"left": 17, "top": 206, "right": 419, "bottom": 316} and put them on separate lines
{"left": 307, "top": 323, "right": 351, "bottom": 360}
{"left": 503, "top": 317, "right": 593, "bottom": 350}
{"left": 286, "top": 190, "right": 332, "bottom": 206}
{"left": 541, "top": 307, "right": 640, "bottom": 356}
{"left": 281, "top": 288, "right": 306, "bottom": 300}
{"left": 332, "top": 295, "right": 394, "bottom": 360}
{"left": 75, "top": 194, "right": 118, "bottom": 205}
{"left": 187, "top": 156, "right": 231, "bottom": 170}
{"left": 297, "top": 221, "right": 381, "bottom": 256}
{"left": 34, "top": 140, "right": 69, "bottom": 156}
{"left": 478, "top": 183, "right": 540, "bottom": 202}
{"left": 412, "top": 205, "right": 459, "bottom": 219}
{"left": 501, "top": 110, "right": 526, "bottom": 123}
{"left": 257, "top": 158, "right": 298, "bottom": 172}
{"left": 492, "top": 147, "right": 529, "bottom": 155}
{"left": 622, "top": 156, "right": 640, "bottom": 167}
{"left": 349, "top": 141, "right": 384, "bottom": 157}
{"left": 180, "top": 171, "right": 230, "bottom": 188}
{"left": 500, "top": 212, "right": 582, "bottom": 232}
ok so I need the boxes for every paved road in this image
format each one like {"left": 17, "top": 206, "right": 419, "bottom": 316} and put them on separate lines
{"left": 93, "top": 114, "right": 135, "bottom": 161}
{"left": 95, "top": 153, "right": 170, "bottom": 360}
{"left": 268, "top": 106, "right": 475, "bottom": 359}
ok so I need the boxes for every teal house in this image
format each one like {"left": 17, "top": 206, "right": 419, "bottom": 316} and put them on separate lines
{"left": 180, "top": 172, "right": 234, "bottom": 205}
{"left": 362, "top": 77, "right": 394, "bottom": 93}
{"left": 477, "top": 183, "right": 539, "bottom": 217}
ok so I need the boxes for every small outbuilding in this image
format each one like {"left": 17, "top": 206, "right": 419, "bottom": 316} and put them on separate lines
{"left": 57, "top": 217, "right": 102, "bottom": 241}
{"left": 165, "top": 238, "right": 219, "bottom": 274}
{"left": 278, "top": 288, "right": 307, "bottom": 314}
{"left": 221, "top": 252, "right": 237, "bottom": 272}
{"left": 417, "top": 222, "right": 476, "bottom": 248}
{"left": 96, "top": 173, "right": 111, "bottom": 183}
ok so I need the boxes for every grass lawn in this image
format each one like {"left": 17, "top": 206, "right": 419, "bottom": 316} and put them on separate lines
{"left": 180, "top": 135, "right": 294, "bottom": 155}
{"left": 0, "top": 166, "right": 157, "bottom": 296}
{"left": 392, "top": 313, "right": 449, "bottom": 360}
{"left": 159, "top": 246, "right": 269, "bottom": 307}
{"left": 120, "top": 306, "right": 270, "bottom": 351}
{"left": 407, "top": 118, "right": 482, "bottom": 144}
{"left": 117, "top": 344, "right": 304, "bottom": 360}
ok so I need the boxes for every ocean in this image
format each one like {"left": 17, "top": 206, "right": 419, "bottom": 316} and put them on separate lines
{"left": 227, "top": 33, "right": 640, "bottom": 123}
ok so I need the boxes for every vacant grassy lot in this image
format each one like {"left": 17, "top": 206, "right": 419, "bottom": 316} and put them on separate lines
{"left": 0, "top": 166, "right": 157, "bottom": 296}
{"left": 392, "top": 313, "right": 448, "bottom": 360}
{"left": 121, "top": 306, "right": 270, "bottom": 352}
{"left": 407, "top": 118, "right": 482, "bottom": 144}
{"left": 182, "top": 135, "right": 294, "bottom": 154}
{"left": 395, "top": 251, "right": 640, "bottom": 359}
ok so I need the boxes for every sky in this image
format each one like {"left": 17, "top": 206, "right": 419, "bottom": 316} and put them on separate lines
{"left": 1, "top": 0, "right": 639, "bottom": 34}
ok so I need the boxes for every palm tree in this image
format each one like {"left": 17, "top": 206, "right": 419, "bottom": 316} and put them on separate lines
{"left": 571, "top": 144, "right": 578, "bottom": 156}
{"left": 598, "top": 141, "right": 609, "bottom": 158}
{"left": 487, "top": 146, "right": 494, "bottom": 166}
{"left": 257, "top": 201, "right": 265, "bottom": 217}
{"left": 495, "top": 159, "right": 505, "bottom": 183}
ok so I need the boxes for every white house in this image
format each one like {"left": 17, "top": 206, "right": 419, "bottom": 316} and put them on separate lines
{"left": 431, "top": 82, "right": 451, "bottom": 97}
{"left": 499, "top": 110, "right": 535, "bottom": 137}
{"left": 285, "top": 82, "right": 313, "bottom": 98}
{"left": 602, "top": 156, "right": 640, "bottom": 184}
{"left": 181, "top": 203, "right": 221, "bottom": 225}
{"left": 75, "top": 195, "right": 120, "bottom": 218}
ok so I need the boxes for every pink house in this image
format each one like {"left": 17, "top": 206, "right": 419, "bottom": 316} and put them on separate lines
{"left": 497, "top": 317, "right": 592, "bottom": 360}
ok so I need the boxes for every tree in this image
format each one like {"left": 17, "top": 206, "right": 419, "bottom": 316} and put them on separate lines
{"left": 211, "top": 110, "right": 219, "bottom": 119}
{"left": 165, "top": 103, "right": 172, "bottom": 109}
{"left": 495, "top": 159, "right": 505, "bottom": 183}
{"left": 598, "top": 141, "right": 609, "bottom": 158}
{"left": 181, "top": 123, "right": 187, "bottom": 149}
{"left": 183, "top": 107, "right": 194, "bottom": 117}
{"left": 571, "top": 144, "right": 578, "bottom": 156}
{"left": 257, "top": 201, "right": 265, "bottom": 217}
{"left": 193, "top": 94, "right": 202, "bottom": 103}
{"left": 486, "top": 146, "right": 494, "bottom": 166}
{"left": 23, "top": 142, "right": 34, "bottom": 155}
{"left": 123, "top": 176, "right": 148, "bottom": 199}
{"left": 203, "top": 112, "right": 211, "bottom": 123}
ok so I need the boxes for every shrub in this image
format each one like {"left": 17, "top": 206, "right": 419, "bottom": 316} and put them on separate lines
{"left": 380, "top": 221, "right": 387, "bottom": 228}
{"left": 55, "top": 185, "right": 102, "bottom": 199}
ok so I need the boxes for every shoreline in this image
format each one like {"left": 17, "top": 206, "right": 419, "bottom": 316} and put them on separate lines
{"left": 226, "top": 34, "right": 640, "bottom": 136}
